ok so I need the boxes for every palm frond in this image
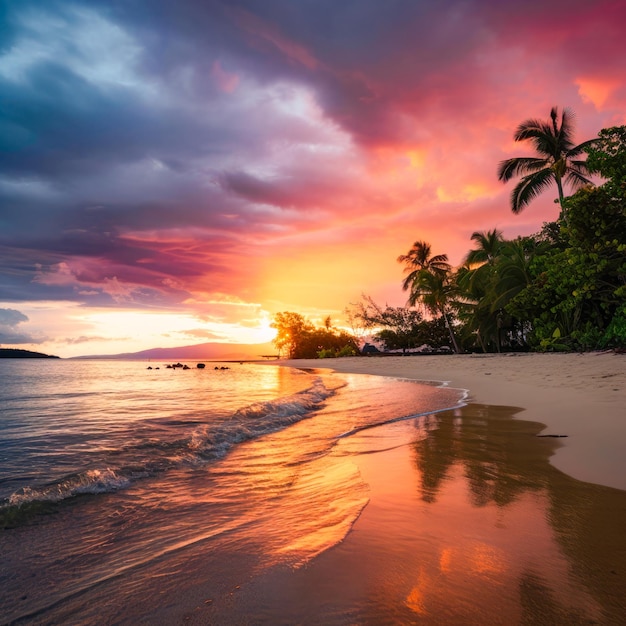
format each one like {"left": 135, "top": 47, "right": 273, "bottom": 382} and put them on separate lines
{"left": 513, "top": 118, "right": 550, "bottom": 141}
{"left": 564, "top": 169, "right": 593, "bottom": 188}
{"left": 566, "top": 137, "right": 600, "bottom": 157}
{"left": 497, "top": 157, "right": 548, "bottom": 182}
{"left": 511, "top": 168, "right": 554, "bottom": 213}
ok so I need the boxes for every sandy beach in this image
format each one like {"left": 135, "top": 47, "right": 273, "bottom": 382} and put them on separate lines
{"left": 276, "top": 351, "right": 626, "bottom": 491}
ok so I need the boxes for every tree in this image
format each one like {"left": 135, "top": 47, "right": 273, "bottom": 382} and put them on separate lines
{"left": 398, "top": 241, "right": 461, "bottom": 352}
{"left": 397, "top": 240, "right": 451, "bottom": 292}
{"left": 270, "top": 312, "right": 359, "bottom": 359}
{"left": 507, "top": 183, "right": 626, "bottom": 350}
{"left": 497, "top": 107, "right": 597, "bottom": 215}
{"left": 270, "top": 312, "right": 314, "bottom": 358}
{"left": 346, "top": 295, "right": 450, "bottom": 353}
{"left": 455, "top": 233, "right": 542, "bottom": 352}
{"left": 349, "top": 296, "right": 423, "bottom": 353}
{"left": 586, "top": 125, "right": 626, "bottom": 192}
{"left": 464, "top": 229, "right": 504, "bottom": 267}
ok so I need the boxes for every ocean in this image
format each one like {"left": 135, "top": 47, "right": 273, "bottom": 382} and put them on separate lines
{"left": 0, "top": 359, "right": 464, "bottom": 624}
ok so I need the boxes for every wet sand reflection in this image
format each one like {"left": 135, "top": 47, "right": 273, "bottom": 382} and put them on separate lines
{"left": 220, "top": 403, "right": 626, "bottom": 624}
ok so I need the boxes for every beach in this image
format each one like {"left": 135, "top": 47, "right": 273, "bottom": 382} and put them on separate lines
{"left": 275, "top": 351, "right": 626, "bottom": 491}
{"left": 2, "top": 354, "right": 626, "bottom": 623}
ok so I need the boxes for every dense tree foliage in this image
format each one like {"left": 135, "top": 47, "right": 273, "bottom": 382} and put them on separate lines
{"left": 398, "top": 123, "right": 626, "bottom": 353}
{"left": 506, "top": 126, "right": 626, "bottom": 350}
{"left": 450, "top": 124, "right": 625, "bottom": 351}
{"left": 271, "top": 312, "right": 358, "bottom": 359}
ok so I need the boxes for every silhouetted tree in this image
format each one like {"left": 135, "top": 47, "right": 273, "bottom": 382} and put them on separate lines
{"left": 498, "top": 107, "right": 597, "bottom": 214}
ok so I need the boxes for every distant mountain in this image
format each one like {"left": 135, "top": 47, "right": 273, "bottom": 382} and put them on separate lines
{"left": 0, "top": 348, "right": 60, "bottom": 359}
{"left": 73, "top": 341, "right": 278, "bottom": 361}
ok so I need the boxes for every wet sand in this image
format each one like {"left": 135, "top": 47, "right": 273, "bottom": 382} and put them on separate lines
{"left": 207, "top": 402, "right": 626, "bottom": 624}
{"left": 276, "top": 352, "right": 626, "bottom": 491}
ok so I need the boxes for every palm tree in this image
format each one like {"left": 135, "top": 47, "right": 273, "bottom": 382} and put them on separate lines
{"left": 464, "top": 229, "right": 504, "bottom": 267}
{"left": 398, "top": 240, "right": 451, "bottom": 292}
{"left": 404, "top": 266, "right": 462, "bottom": 354}
{"left": 498, "top": 107, "right": 597, "bottom": 214}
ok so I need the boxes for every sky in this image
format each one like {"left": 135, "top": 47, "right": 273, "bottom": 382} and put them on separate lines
{"left": 1, "top": 0, "right": 625, "bottom": 357}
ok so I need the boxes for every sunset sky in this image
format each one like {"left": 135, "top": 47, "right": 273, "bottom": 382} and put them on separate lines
{"left": 1, "top": 0, "right": 625, "bottom": 357}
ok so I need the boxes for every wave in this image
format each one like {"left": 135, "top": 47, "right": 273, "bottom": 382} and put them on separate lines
{"left": 7, "top": 468, "right": 131, "bottom": 507}
{"left": 1, "top": 377, "right": 334, "bottom": 522}
{"left": 335, "top": 395, "right": 466, "bottom": 441}
{"left": 189, "top": 377, "right": 335, "bottom": 459}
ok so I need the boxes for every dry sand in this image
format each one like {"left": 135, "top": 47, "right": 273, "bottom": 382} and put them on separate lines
{"left": 276, "top": 351, "right": 626, "bottom": 491}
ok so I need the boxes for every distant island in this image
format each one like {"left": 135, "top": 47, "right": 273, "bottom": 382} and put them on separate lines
{"left": 71, "top": 341, "right": 276, "bottom": 361}
{"left": 0, "top": 348, "right": 60, "bottom": 359}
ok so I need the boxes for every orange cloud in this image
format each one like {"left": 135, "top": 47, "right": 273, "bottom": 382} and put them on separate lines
{"left": 576, "top": 77, "right": 621, "bottom": 110}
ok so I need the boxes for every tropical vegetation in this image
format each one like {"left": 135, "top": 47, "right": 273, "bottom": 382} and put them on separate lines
{"left": 497, "top": 107, "right": 598, "bottom": 215}
{"left": 270, "top": 311, "right": 358, "bottom": 359}
{"left": 272, "top": 117, "right": 626, "bottom": 358}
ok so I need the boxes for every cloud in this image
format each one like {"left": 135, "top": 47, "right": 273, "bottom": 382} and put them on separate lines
{"left": 0, "top": 308, "right": 29, "bottom": 326}
{"left": 174, "top": 328, "right": 224, "bottom": 341}
{"left": 1, "top": 0, "right": 625, "bottom": 345}
{"left": 63, "top": 335, "right": 130, "bottom": 345}
{"left": 0, "top": 306, "right": 44, "bottom": 344}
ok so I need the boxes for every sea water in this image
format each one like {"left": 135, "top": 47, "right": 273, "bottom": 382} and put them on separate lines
{"left": 0, "top": 359, "right": 463, "bottom": 623}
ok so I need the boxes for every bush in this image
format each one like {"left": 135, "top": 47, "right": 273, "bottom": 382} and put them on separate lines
{"left": 602, "top": 306, "right": 626, "bottom": 348}
{"left": 317, "top": 345, "right": 359, "bottom": 359}
{"left": 336, "top": 345, "right": 358, "bottom": 357}
{"left": 317, "top": 349, "right": 336, "bottom": 359}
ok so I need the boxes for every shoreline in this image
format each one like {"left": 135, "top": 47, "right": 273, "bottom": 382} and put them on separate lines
{"left": 208, "top": 357, "right": 626, "bottom": 623}
{"left": 272, "top": 352, "right": 626, "bottom": 491}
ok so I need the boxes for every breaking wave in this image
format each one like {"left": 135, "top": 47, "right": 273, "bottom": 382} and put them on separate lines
{"left": 1, "top": 376, "right": 334, "bottom": 519}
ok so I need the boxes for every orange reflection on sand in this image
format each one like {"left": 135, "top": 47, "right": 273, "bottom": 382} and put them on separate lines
{"left": 405, "top": 543, "right": 507, "bottom": 616}
{"left": 348, "top": 405, "right": 613, "bottom": 623}
{"left": 438, "top": 547, "right": 453, "bottom": 573}
{"left": 405, "top": 568, "right": 430, "bottom": 615}
{"left": 469, "top": 542, "right": 507, "bottom": 575}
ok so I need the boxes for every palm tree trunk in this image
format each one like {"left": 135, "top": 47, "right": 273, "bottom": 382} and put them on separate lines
{"left": 441, "top": 308, "right": 462, "bottom": 354}
{"left": 555, "top": 175, "right": 568, "bottom": 222}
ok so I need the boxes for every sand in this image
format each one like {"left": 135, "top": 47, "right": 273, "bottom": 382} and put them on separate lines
{"left": 276, "top": 351, "right": 626, "bottom": 491}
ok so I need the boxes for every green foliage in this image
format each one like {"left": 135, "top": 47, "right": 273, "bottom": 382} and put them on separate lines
{"left": 394, "top": 121, "right": 625, "bottom": 353}
{"left": 602, "top": 305, "right": 626, "bottom": 347}
{"left": 506, "top": 145, "right": 626, "bottom": 350}
{"left": 317, "top": 348, "right": 336, "bottom": 359}
{"left": 397, "top": 244, "right": 462, "bottom": 353}
{"left": 586, "top": 125, "right": 626, "bottom": 188}
{"left": 455, "top": 235, "right": 541, "bottom": 352}
{"left": 317, "top": 345, "right": 358, "bottom": 359}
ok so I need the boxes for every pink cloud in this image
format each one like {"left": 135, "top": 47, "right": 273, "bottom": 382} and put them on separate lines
{"left": 211, "top": 60, "right": 240, "bottom": 93}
